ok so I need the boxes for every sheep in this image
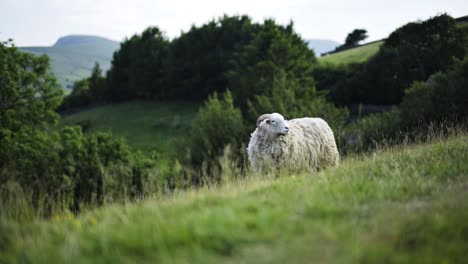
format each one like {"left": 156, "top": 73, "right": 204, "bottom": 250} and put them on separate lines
{"left": 247, "top": 113, "right": 339, "bottom": 174}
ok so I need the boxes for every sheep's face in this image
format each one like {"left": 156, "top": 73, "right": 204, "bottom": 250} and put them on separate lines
{"left": 260, "top": 113, "right": 289, "bottom": 137}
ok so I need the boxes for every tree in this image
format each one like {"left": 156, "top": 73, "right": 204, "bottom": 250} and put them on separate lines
{"left": 227, "top": 19, "right": 317, "bottom": 111}
{"left": 186, "top": 91, "right": 245, "bottom": 182}
{"left": 344, "top": 29, "right": 368, "bottom": 47}
{"left": 107, "top": 27, "right": 169, "bottom": 101}
{"left": 0, "top": 41, "right": 62, "bottom": 134}
{"left": 88, "top": 62, "right": 106, "bottom": 101}
{"left": 60, "top": 62, "right": 106, "bottom": 110}
{"left": 334, "top": 29, "right": 368, "bottom": 52}
{"left": 165, "top": 15, "right": 259, "bottom": 99}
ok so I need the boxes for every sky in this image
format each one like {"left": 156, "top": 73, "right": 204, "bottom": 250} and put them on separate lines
{"left": 1, "top": 0, "right": 467, "bottom": 47}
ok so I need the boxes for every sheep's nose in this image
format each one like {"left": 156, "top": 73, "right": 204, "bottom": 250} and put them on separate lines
{"left": 285, "top": 126, "right": 289, "bottom": 131}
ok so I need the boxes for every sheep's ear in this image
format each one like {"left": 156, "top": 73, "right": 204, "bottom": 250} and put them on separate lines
{"left": 265, "top": 119, "right": 271, "bottom": 124}
{"left": 256, "top": 114, "right": 270, "bottom": 127}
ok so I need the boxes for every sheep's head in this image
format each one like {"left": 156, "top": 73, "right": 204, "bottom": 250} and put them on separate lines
{"left": 257, "top": 113, "right": 289, "bottom": 137}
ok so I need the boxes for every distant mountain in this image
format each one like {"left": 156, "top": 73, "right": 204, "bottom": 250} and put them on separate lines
{"left": 20, "top": 35, "right": 120, "bottom": 89}
{"left": 305, "top": 39, "right": 341, "bottom": 57}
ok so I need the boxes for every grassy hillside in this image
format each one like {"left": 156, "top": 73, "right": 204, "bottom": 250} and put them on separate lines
{"left": 20, "top": 35, "right": 119, "bottom": 89}
{"left": 60, "top": 101, "right": 200, "bottom": 158}
{"left": 2, "top": 133, "right": 467, "bottom": 263}
{"left": 319, "top": 41, "right": 383, "bottom": 65}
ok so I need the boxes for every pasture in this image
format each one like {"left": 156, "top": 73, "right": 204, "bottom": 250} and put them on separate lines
{"left": 2, "top": 132, "right": 467, "bottom": 263}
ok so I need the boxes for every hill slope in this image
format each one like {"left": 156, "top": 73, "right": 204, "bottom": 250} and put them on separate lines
{"left": 60, "top": 101, "right": 200, "bottom": 157}
{"left": 2, "top": 133, "right": 467, "bottom": 263}
{"left": 319, "top": 41, "right": 383, "bottom": 65}
{"left": 20, "top": 35, "right": 120, "bottom": 89}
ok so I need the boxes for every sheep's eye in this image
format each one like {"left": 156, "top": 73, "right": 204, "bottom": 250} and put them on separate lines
{"left": 271, "top": 120, "right": 276, "bottom": 124}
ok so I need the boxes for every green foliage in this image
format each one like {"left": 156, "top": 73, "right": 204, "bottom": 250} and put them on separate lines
{"left": 312, "top": 62, "right": 364, "bottom": 91}
{"left": 247, "top": 72, "right": 348, "bottom": 130}
{"left": 334, "top": 28, "right": 368, "bottom": 51}
{"left": 227, "top": 19, "right": 317, "bottom": 109}
{"left": 107, "top": 27, "right": 169, "bottom": 101}
{"left": 60, "top": 63, "right": 106, "bottom": 110}
{"left": 340, "top": 57, "right": 468, "bottom": 153}
{"left": 329, "top": 14, "right": 468, "bottom": 105}
{"left": 1, "top": 125, "right": 158, "bottom": 217}
{"left": 166, "top": 15, "right": 259, "bottom": 99}
{"left": 344, "top": 29, "right": 368, "bottom": 46}
{"left": 187, "top": 91, "right": 245, "bottom": 182}
{"left": 0, "top": 43, "right": 159, "bottom": 218}
{"left": 0, "top": 41, "right": 63, "bottom": 133}
{"left": 340, "top": 110, "right": 401, "bottom": 152}
{"left": 400, "top": 57, "right": 468, "bottom": 126}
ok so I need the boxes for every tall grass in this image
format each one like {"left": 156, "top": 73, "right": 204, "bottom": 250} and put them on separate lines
{"left": 1, "top": 129, "right": 467, "bottom": 263}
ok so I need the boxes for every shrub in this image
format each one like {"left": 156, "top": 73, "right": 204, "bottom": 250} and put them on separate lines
{"left": 186, "top": 91, "right": 245, "bottom": 183}
{"left": 340, "top": 110, "right": 401, "bottom": 153}
{"left": 400, "top": 58, "right": 468, "bottom": 127}
{"left": 0, "top": 126, "right": 158, "bottom": 217}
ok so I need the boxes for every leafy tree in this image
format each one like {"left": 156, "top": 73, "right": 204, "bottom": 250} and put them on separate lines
{"left": 344, "top": 29, "right": 368, "bottom": 47}
{"left": 165, "top": 15, "right": 259, "bottom": 99}
{"left": 107, "top": 27, "right": 169, "bottom": 100}
{"left": 0, "top": 41, "right": 62, "bottom": 135}
{"left": 186, "top": 91, "right": 245, "bottom": 182}
{"left": 334, "top": 29, "right": 368, "bottom": 52}
{"left": 227, "top": 19, "right": 317, "bottom": 110}
{"left": 60, "top": 63, "right": 106, "bottom": 110}
{"left": 88, "top": 62, "right": 106, "bottom": 101}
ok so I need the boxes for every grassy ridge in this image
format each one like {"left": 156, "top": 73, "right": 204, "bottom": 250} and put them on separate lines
{"left": 60, "top": 100, "right": 200, "bottom": 158}
{"left": 319, "top": 41, "right": 383, "bottom": 65}
{"left": 2, "top": 133, "right": 467, "bottom": 263}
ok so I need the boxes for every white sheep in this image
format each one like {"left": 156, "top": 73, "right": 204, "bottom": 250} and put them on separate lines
{"left": 247, "top": 113, "right": 339, "bottom": 174}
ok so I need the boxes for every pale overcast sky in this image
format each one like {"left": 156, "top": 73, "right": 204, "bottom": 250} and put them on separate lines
{"left": 1, "top": 0, "right": 467, "bottom": 46}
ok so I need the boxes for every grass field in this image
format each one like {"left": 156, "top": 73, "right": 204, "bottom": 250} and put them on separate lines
{"left": 2, "top": 132, "right": 467, "bottom": 263}
{"left": 60, "top": 101, "right": 200, "bottom": 158}
{"left": 319, "top": 41, "right": 383, "bottom": 65}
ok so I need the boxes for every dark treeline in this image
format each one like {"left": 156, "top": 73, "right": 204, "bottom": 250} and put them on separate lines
{"left": 62, "top": 15, "right": 263, "bottom": 107}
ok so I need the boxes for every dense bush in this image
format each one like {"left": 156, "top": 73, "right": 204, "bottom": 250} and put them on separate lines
{"left": 340, "top": 110, "right": 401, "bottom": 153}
{"left": 0, "top": 126, "right": 157, "bottom": 215}
{"left": 185, "top": 91, "right": 246, "bottom": 183}
{"left": 400, "top": 58, "right": 468, "bottom": 127}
